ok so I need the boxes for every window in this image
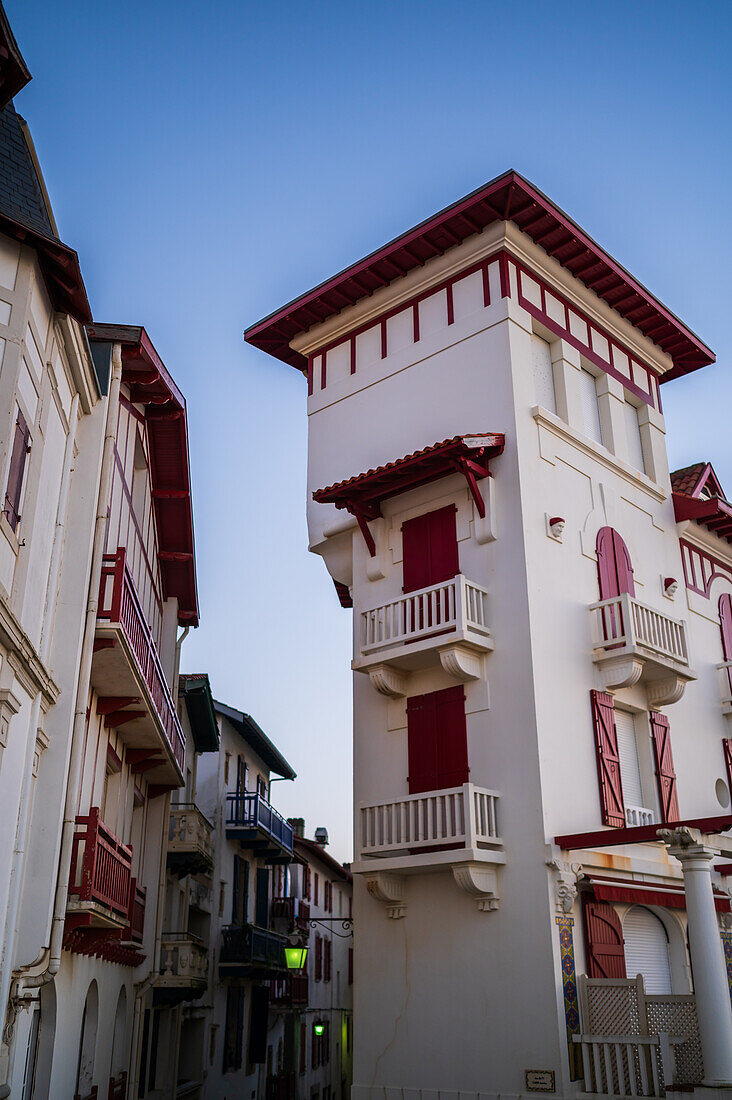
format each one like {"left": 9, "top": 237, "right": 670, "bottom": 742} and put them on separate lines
{"left": 4, "top": 406, "right": 31, "bottom": 531}
{"left": 622, "top": 906, "right": 672, "bottom": 994}
{"left": 231, "top": 856, "right": 249, "bottom": 925}
{"left": 314, "top": 873, "right": 319, "bottom": 906}
{"left": 304, "top": 865, "right": 311, "bottom": 901}
{"left": 314, "top": 936, "right": 322, "bottom": 981}
{"left": 323, "top": 938, "right": 332, "bottom": 982}
{"left": 579, "top": 368, "right": 603, "bottom": 446}
{"left": 614, "top": 710, "right": 646, "bottom": 822}
{"left": 401, "top": 505, "right": 459, "bottom": 594}
{"left": 407, "top": 686, "right": 468, "bottom": 794}
{"left": 596, "top": 527, "right": 635, "bottom": 600}
{"left": 582, "top": 899, "right": 626, "bottom": 979}
{"left": 224, "top": 752, "right": 230, "bottom": 785}
{"left": 622, "top": 399, "right": 645, "bottom": 473}
{"left": 531, "top": 334, "right": 556, "bottom": 415}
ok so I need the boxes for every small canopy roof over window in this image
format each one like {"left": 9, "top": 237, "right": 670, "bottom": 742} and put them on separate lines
{"left": 87, "top": 323, "right": 199, "bottom": 626}
{"left": 313, "top": 433, "right": 504, "bottom": 555}
{"left": 672, "top": 462, "right": 732, "bottom": 544}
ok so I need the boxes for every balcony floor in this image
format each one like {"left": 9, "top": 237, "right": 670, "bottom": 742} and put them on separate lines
{"left": 351, "top": 846, "right": 506, "bottom": 877}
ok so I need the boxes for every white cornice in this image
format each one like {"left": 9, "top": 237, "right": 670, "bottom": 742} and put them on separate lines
{"left": 292, "top": 221, "right": 674, "bottom": 379}
{"left": 0, "top": 595, "right": 59, "bottom": 706}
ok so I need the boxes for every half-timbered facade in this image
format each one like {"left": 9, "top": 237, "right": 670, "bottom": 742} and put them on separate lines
{"left": 247, "top": 171, "right": 732, "bottom": 1099}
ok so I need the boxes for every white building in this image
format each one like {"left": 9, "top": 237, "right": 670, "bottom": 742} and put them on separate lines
{"left": 196, "top": 698, "right": 296, "bottom": 1100}
{"left": 247, "top": 171, "right": 732, "bottom": 1099}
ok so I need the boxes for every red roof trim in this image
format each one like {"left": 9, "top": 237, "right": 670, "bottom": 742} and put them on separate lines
{"left": 673, "top": 493, "right": 732, "bottom": 546}
{"left": 556, "top": 813, "right": 732, "bottom": 850}
{"left": 313, "top": 434, "right": 504, "bottom": 518}
{"left": 86, "top": 324, "right": 198, "bottom": 626}
{"left": 245, "top": 170, "right": 714, "bottom": 381}
{"left": 0, "top": 212, "right": 91, "bottom": 325}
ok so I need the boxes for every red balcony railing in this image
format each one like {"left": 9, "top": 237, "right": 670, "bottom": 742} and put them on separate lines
{"left": 98, "top": 548, "right": 185, "bottom": 773}
{"left": 69, "top": 808, "right": 132, "bottom": 919}
{"left": 271, "top": 896, "right": 310, "bottom": 931}
{"left": 108, "top": 1073, "right": 127, "bottom": 1100}
{"left": 124, "top": 879, "right": 146, "bottom": 944}
{"left": 270, "top": 975, "right": 309, "bottom": 1005}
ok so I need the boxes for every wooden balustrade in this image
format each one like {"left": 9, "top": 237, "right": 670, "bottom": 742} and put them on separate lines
{"left": 591, "top": 593, "right": 690, "bottom": 665}
{"left": 108, "top": 1072, "right": 127, "bottom": 1100}
{"left": 360, "top": 782, "right": 500, "bottom": 857}
{"left": 69, "top": 808, "right": 132, "bottom": 919}
{"left": 98, "top": 549, "right": 185, "bottom": 772}
{"left": 360, "top": 574, "right": 490, "bottom": 654}
{"left": 573, "top": 1032, "right": 684, "bottom": 1098}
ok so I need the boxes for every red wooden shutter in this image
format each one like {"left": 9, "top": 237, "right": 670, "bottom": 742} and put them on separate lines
{"left": 314, "top": 874, "right": 319, "bottom": 906}
{"left": 435, "top": 686, "right": 469, "bottom": 788}
{"left": 348, "top": 946, "right": 353, "bottom": 985}
{"left": 650, "top": 711, "right": 680, "bottom": 823}
{"left": 596, "top": 526, "right": 635, "bottom": 599}
{"left": 402, "top": 505, "right": 458, "bottom": 594}
{"left": 407, "top": 686, "right": 468, "bottom": 794}
{"left": 4, "top": 408, "right": 30, "bottom": 531}
{"left": 591, "top": 690, "right": 625, "bottom": 827}
{"left": 720, "top": 596, "right": 732, "bottom": 698}
{"left": 314, "top": 935, "right": 322, "bottom": 981}
{"left": 582, "top": 897, "right": 627, "bottom": 979}
{"left": 724, "top": 740, "right": 732, "bottom": 794}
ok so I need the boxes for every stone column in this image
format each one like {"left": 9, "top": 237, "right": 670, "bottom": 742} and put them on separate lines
{"left": 660, "top": 827, "right": 732, "bottom": 1086}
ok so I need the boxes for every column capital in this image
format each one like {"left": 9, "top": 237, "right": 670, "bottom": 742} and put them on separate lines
{"left": 658, "top": 826, "right": 716, "bottom": 863}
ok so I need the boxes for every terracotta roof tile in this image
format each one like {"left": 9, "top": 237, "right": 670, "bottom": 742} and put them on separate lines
{"left": 670, "top": 463, "right": 707, "bottom": 497}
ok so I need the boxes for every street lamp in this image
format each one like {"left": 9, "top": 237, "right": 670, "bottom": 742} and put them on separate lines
{"left": 313, "top": 1021, "right": 325, "bottom": 1038}
{"left": 284, "top": 944, "right": 308, "bottom": 971}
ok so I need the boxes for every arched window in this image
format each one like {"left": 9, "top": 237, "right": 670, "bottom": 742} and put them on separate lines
{"left": 596, "top": 527, "right": 635, "bottom": 600}
{"left": 75, "top": 980, "right": 99, "bottom": 1099}
{"left": 622, "top": 906, "right": 672, "bottom": 994}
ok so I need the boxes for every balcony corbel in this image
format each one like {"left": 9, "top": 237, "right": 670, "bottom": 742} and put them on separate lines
{"left": 452, "top": 863, "right": 500, "bottom": 912}
{"left": 646, "top": 675, "right": 687, "bottom": 708}
{"left": 438, "top": 642, "right": 486, "bottom": 682}
{"left": 367, "top": 664, "right": 407, "bottom": 698}
{"left": 597, "top": 654, "right": 644, "bottom": 692}
{"left": 365, "top": 872, "right": 406, "bottom": 919}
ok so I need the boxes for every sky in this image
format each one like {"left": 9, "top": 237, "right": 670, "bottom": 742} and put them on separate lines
{"left": 8, "top": 0, "right": 730, "bottom": 863}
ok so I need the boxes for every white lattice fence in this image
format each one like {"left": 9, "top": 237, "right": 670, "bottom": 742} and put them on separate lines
{"left": 581, "top": 975, "right": 644, "bottom": 1035}
{"left": 646, "top": 996, "right": 703, "bottom": 1087}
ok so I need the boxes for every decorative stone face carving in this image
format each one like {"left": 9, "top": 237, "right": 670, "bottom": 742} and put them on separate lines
{"left": 547, "top": 515, "right": 565, "bottom": 542}
{"left": 547, "top": 860, "right": 582, "bottom": 914}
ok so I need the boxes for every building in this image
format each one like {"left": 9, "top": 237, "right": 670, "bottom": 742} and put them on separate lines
{"left": 247, "top": 171, "right": 732, "bottom": 1098}
{"left": 268, "top": 821, "right": 352, "bottom": 1100}
{"left": 196, "top": 698, "right": 296, "bottom": 1099}
{"left": 0, "top": 8, "right": 204, "bottom": 1097}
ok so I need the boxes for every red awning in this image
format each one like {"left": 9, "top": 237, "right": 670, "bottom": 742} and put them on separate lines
{"left": 314, "top": 433, "right": 504, "bottom": 518}
{"left": 673, "top": 493, "right": 732, "bottom": 544}
{"left": 245, "top": 170, "right": 714, "bottom": 381}
{"left": 587, "top": 874, "right": 730, "bottom": 914}
{"left": 87, "top": 324, "right": 198, "bottom": 627}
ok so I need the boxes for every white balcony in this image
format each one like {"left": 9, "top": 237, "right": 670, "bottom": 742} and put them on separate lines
{"left": 624, "top": 804, "right": 656, "bottom": 828}
{"left": 590, "top": 593, "right": 695, "bottom": 706}
{"left": 718, "top": 661, "right": 732, "bottom": 715}
{"left": 354, "top": 575, "right": 493, "bottom": 695}
{"left": 156, "top": 933, "right": 208, "bottom": 1005}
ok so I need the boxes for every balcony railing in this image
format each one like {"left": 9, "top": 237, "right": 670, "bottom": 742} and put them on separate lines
{"left": 271, "top": 896, "right": 310, "bottom": 931}
{"left": 360, "top": 574, "right": 491, "bottom": 655}
{"left": 360, "top": 783, "right": 500, "bottom": 858}
{"left": 225, "top": 792, "right": 294, "bottom": 855}
{"left": 159, "top": 932, "right": 208, "bottom": 991}
{"left": 270, "top": 974, "right": 309, "bottom": 1006}
{"left": 573, "top": 1032, "right": 685, "bottom": 1098}
{"left": 69, "top": 808, "right": 132, "bottom": 920}
{"left": 590, "top": 593, "right": 690, "bottom": 666}
{"left": 718, "top": 661, "right": 732, "bottom": 713}
{"left": 108, "top": 1073, "right": 127, "bottom": 1100}
{"left": 625, "top": 804, "right": 656, "bottom": 828}
{"left": 168, "top": 804, "right": 214, "bottom": 872}
{"left": 219, "top": 923, "right": 287, "bottom": 974}
{"left": 98, "top": 549, "right": 185, "bottom": 773}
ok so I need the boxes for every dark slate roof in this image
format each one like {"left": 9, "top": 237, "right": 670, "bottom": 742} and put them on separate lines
{"left": 0, "top": 103, "right": 55, "bottom": 239}
{"left": 213, "top": 699, "right": 296, "bottom": 780}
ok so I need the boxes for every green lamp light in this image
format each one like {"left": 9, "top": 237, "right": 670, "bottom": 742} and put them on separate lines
{"left": 285, "top": 944, "right": 308, "bottom": 971}
{"left": 313, "top": 1022, "right": 325, "bottom": 1037}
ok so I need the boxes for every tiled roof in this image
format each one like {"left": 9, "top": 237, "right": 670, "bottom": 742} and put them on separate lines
{"left": 0, "top": 104, "right": 54, "bottom": 239}
{"left": 670, "top": 463, "right": 707, "bottom": 497}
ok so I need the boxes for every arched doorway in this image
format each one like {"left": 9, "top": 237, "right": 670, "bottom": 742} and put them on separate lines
{"left": 623, "top": 906, "right": 672, "bottom": 994}
{"left": 75, "top": 980, "right": 99, "bottom": 1098}
{"left": 110, "top": 986, "right": 127, "bottom": 1081}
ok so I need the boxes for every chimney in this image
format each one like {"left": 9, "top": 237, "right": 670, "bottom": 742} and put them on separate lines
{"left": 314, "top": 826, "right": 329, "bottom": 846}
{"left": 287, "top": 817, "right": 305, "bottom": 838}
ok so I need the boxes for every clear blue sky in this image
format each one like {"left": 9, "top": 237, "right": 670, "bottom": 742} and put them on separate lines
{"left": 9, "top": 0, "right": 730, "bottom": 862}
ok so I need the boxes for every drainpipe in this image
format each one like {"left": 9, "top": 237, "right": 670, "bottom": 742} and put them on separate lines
{"left": 5, "top": 346, "right": 122, "bottom": 1028}
{"left": 172, "top": 626, "right": 189, "bottom": 705}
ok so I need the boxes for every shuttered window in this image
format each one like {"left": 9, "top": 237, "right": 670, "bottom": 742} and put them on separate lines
{"left": 248, "top": 985, "right": 268, "bottom": 1064}
{"left": 402, "top": 505, "right": 459, "bottom": 594}
{"left": 623, "top": 400, "right": 645, "bottom": 473}
{"left": 579, "top": 368, "right": 603, "bottom": 446}
{"left": 4, "top": 407, "right": 30, "bottom": 531}
{"left": 314, "top": 935, "right": 322, "bottom": 981}
{"left": 614, "top": 709, "right": 644, "bottom": 813}
{"left": 299, "top": 1021, "right": 306, "bottom": 1074}
{"left": 622, "top": 906, "right": 672, "bottom": 994}
{"left": 583, "top": 898, "right": 627, "bottom": 979}
{"left": 596, "top": 527, "right": 635, "bottom": 600}
{"left": 531, "top": 334, "right": 556, "bottom": 415}
{"left": 719, "top": 595, "right": 732, "bottom": 700}
{"left": 724, "top": 740, "right": 732, "bottom": 794}
{"left": 223, "top": 985, "right": 245, "bottom": 1072}
{"left": 650, "top": 711, "right": 680, "bottom": 822}
{"left": 407, "top": 686, "right": 469, "bottom": 794}
{"left": 590, "top": 690, "right": 625, "bottom": 828}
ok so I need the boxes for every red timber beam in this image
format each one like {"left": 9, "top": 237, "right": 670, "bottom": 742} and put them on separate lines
{"left": 555, "top": 813, "right": 732, "bottom": 850}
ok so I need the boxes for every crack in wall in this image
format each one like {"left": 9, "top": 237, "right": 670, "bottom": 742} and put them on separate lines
{"left": 369, "top": 917, "right": 410, "bottom": 1092}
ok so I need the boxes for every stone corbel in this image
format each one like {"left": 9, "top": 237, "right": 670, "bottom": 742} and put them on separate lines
{"left": 646, "top": 676, "right": 686, "bottom": 708}
{"left": 547, "top": 859, "right": 582, "bottom": 914}
{"left": 0, "top": 687, "right": 21, "bottom": 750}
{"left": 365, "top": 872, "right": 406, "bottom": 919}
{"left": 367, "top": 664, "right": 408, "bottom": 698}
{"left": 597, "top": 654, "right": 644, "bottom": 691}
{"left": 473, "top": 476, "right": 497, "bottom": 545}
{"left": 438, "top": 643, "right": 484, "bottom": 682}
{"left": 364, "top": 518, "right": 387, "bottom": 582}
{"left": 32, "top": 727, "right": 50, "bottom": 777}
{"left": 452, "top": 863, "right": 499, "bottom": 912}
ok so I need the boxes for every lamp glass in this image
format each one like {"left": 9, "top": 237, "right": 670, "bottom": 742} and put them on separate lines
{"left": 313, "top": 1023, "right": 325, "bottom": 1037}
{"left": 285, "top": 945, "right": 308, "bottom": 971}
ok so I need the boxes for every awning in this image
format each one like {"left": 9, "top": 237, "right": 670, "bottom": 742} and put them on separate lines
{"left": 586, "top": 874, "right": 731, "bottom": 914}
{"left": 313, "top": 433, "right": 504, "bottom": 554}
{"left": 673, "top": 492, "right": 732, "bottom": 545}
